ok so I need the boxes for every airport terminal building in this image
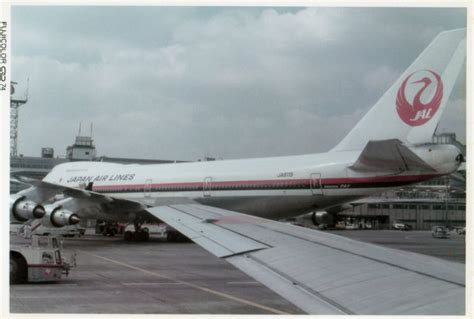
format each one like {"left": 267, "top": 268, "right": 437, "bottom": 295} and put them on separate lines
{"left": 339, "top": 179, "right": 466, "bottom": 230}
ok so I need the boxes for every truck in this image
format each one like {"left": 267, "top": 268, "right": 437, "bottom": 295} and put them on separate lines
{"left": 10, "top": 235, "right": 76, "bottom": 284}
{"left": 123, "top": 223, "right": 190, "bottom": 242}
{"left": 95, "top": 220, "right": 126, "bottom": 237}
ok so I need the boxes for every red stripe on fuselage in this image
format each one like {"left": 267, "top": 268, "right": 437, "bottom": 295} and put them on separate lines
{"left": 90, "top": 174, "right": 440, "bottom": 192}
{"left": 322, "top": 174, "right": 440, "bottom": 184}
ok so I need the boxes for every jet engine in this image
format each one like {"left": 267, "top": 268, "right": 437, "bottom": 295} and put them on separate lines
{"left": 10, "top": 194, "right": 46, "bottom": 222}
{"left": 42, "top": 204, "right": 80, "bottom": 228}
{"left": 311, "top": 211, "right": 334, "bottom": 226}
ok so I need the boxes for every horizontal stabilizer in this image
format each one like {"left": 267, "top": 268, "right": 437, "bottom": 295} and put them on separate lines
{"left": 349, "top": 139, "right": 435, "bottom": 173}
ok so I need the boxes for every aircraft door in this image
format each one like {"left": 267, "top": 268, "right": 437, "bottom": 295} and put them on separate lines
{"left": 144, "top": 179, "right": 152, "bottom": 198}
{"left": 310, "top": 173, "right": 323, "bottom": 195}
{"left": 203, "top": 177, "right": 212, "bottom": 197}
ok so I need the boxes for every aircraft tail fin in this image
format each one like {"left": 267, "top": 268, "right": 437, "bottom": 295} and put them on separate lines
{"left": 333, "top": 29, "right": 466, "bottom": 152}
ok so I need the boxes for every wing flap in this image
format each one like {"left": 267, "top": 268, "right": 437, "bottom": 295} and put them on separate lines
{"left": 148, "top": 204, "right": 465, "bottom": 315}
{"left": 228, "top": 254, "right": 351, "bottom": 314}
{"left": 150, "top": 206, "right": 269, "bottom": 258}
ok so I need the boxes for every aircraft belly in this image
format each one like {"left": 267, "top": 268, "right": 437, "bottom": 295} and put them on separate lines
{"left": 116, "top": 188, "right": 380, "bottom": 220}
{"left": 195, "top": 195, "right": 361, "bottom": 220}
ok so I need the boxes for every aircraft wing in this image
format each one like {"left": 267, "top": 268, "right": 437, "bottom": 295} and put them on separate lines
{"left": 13, "top": 175, "right": 110, "bottom": 203}
{"left": 147, "top": 204, "right": 465, "bottom": 315}
{"left": 13, "top": 175, "right": 197, "bottom": 208}
{"left": 11, "top": 177, "right": 194, "bottom": 223}
{"left": 11, "top": 176, "right": 153, "bottom": 223}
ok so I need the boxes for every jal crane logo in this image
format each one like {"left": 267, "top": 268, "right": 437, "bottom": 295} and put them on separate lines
{"left": 396, "top": 70, "right": 443, "bottom": 126}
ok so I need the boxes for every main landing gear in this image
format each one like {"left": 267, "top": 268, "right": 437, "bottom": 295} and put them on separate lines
{"left": 166, "top": 226, "right": 191, "bottom": 243}
{"left": 124, "top": 221, "right": 150, "bottom": 242}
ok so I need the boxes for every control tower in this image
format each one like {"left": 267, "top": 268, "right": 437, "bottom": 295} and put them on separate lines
{"left": 10, "top": 81, "right": 28, "bottom": 157}
{"left": 66, "top": 123, "right": 97, "bottom": 161}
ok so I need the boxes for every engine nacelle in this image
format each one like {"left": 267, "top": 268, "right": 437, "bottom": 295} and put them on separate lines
{"left": 42, "top": 205, "right": 80, "bottom": 228}
{"left": 311, "top": 211, "right": 335, "bottom": 226}
{"left": 10, "top": 194, "right": 46, "bottom": 222}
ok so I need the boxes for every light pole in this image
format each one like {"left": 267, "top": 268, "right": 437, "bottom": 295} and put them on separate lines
{"left": 10, "top": 80, "right": 29, "bottom": 158}
{"left": 445, "top": 175, "right": 450, "bottom": 228}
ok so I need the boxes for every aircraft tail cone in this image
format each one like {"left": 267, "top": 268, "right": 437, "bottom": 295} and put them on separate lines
{"left": 69, "top": 214, "right": 80, "bottom": 225}
{"left": 33, "top": 205, "right": 46, "bottom": 219}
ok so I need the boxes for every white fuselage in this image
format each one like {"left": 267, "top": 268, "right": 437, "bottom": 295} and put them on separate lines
{"left": 43, "top": 144, "right": 460, "bottom": 220}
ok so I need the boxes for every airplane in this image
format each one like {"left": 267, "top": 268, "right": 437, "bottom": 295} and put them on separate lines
{"left": 10, "top": 29, "right": 466, "bottom": 315}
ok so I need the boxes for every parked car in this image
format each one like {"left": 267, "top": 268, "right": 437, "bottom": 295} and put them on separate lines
{"left": 457, "top": 227, "right": 466, "bottom": 235}
{"left": 334, "top": 221, "right": 346, "bottom": 230}
{"left": 392, "top": 222, "right": 412, "bottom": 231}
{"left": 432, "top": 226, "right": 450, "bottom": 239}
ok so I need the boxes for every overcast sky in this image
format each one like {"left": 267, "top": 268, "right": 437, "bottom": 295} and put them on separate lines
{"left": 11, "top": 6, "right": 466, "bottom": 161}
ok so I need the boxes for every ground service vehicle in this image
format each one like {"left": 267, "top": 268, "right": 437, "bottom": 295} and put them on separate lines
{"left": 432, "top": 226, "right": 450, "bottom": 239}
{"left": 10, "top": 235, "right": 76, "bottom": 284}
{"left": 95, "top": 221, "right": 126, "bottom": 237}
{"left": 34, "top": 224, "right": 86, "bottom": 237}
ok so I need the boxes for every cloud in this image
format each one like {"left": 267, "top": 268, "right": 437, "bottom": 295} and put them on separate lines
{"left": 12, "top": 7, "right": 466, "bottom": 160}
{"left": 362, "top": 65, "right": 401, "bottom": 92}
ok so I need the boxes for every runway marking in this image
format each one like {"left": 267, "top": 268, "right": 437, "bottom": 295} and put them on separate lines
{"left": 78, "top": 250, "right": 289, "bottom": 315}
{"left": 123, "top": 282, "right": 184, "bottom": 286}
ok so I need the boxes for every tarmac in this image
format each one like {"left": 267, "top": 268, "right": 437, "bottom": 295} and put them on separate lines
{"left": 334, "top": 229, "right": 466, "bottom": 263}
{"left": 9, "top": 229, "right": 465, "bottom": 314}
